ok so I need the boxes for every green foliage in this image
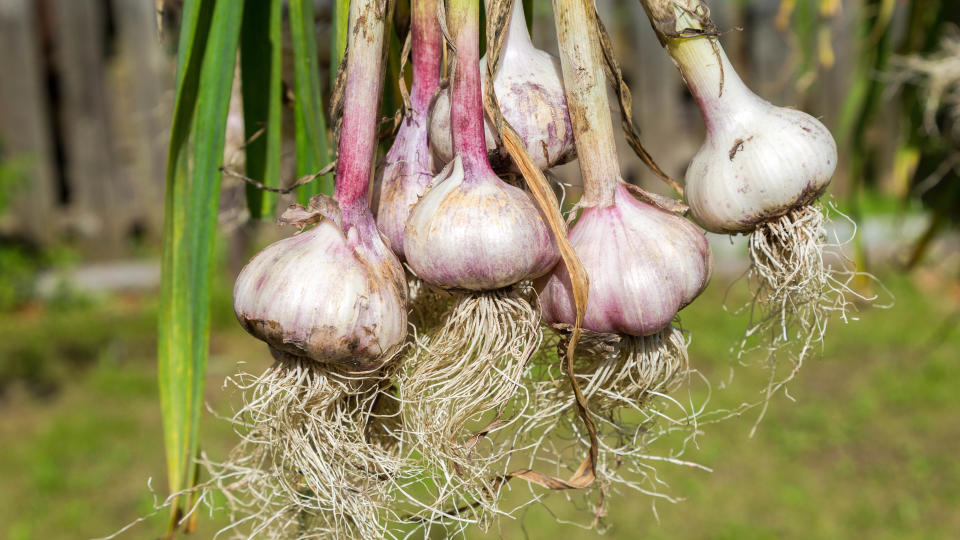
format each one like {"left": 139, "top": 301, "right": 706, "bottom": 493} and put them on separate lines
{"left": 0, "top": 152, "right": 28, "bottom": 214}
{"left": 157, "top": 0, "right": 243, "bottom": 530}
{"left": 240, "top": 0, "right": 284, "bottom": 219}
{"left": 289, "top": 0, "right": 334, "bottom": 203}
{"left": 0, "top": 246, "right": 37, "bottom": 311}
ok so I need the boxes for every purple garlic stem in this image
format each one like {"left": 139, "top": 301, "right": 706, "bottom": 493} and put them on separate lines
{"left": 449, "top": 0, "right": 489, "bottom": 174}
{"left": 334, "top": 0, "right": 388, "bottom": 229}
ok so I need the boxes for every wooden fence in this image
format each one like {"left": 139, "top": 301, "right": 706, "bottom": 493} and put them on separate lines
{"left": 0, "top": 0, "right": 170, "bottom": 258}
{"left": 0, "top": 0, "right": 903, "bottom": 259}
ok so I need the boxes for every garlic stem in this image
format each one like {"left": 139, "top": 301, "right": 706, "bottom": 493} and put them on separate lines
{"left": 449, "top": 0, "right": 489, "bottom": 173}
{"left": 334, "top": 0, "right": 387, "bottom": 225}
{"left": 411, "top": 0, "right": 442, "bottom": 111}
{"left": 552, "top": 0, "right": 619, "bottom": 208}
{"left": 666, "top": 36, "right": 756, "bottom": 135}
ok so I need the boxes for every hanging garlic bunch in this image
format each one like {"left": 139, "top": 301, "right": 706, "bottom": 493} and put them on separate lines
{"left": 429, "top": 0, "right": 575, "bottom": 172}
{"left": 526, "top": 0, "right": 711, "bottom": 494}
{"left": 641, "top": 0, "right": 856, "bottom": 422}
{"left": 226, "top": 1, "right": 407, "bottom": 536}
{"left": 396, "top": 0, "right": 560, "bottom": 521}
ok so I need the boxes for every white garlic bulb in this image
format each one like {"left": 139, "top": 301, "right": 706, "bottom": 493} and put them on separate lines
{"left": 234, "top": 206, "right": 408, "bottom": 371}
{"left": 673, "top": 36, "right": 837, "bottom": 234}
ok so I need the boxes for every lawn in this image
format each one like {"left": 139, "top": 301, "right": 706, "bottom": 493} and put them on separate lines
{"left": 0, "top": 270, "right": 956, "bottom": 539}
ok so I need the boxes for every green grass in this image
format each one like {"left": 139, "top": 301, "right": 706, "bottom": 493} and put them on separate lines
{"left": 0, "top": 272, "right": 956, "bottom": 539}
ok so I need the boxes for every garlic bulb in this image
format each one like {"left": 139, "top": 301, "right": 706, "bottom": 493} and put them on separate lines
{"left": 404, "top": 156, "right": 558, "bottom": 290}
{"left": 538, "top": 183, "right": 711, "bottom": 336}
{"left": 405, "top": 0, "right": 559, "bottom": 291}
{"left": 428, "top": 0, "right": 575, "bottom": 172}
{"left": 234, "top": 205, "right": 408, "bottom": 372}
{"left": 375, "top": 0, "right": 441, "bottom": 260}
{"left": 667, "top": 24, "right": 837, "bottom": 233}
{"left": 234, "top": 0, "right": 408, "bottom": 372}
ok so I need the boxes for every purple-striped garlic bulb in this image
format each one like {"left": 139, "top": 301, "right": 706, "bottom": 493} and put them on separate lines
{"left": 396, "top": 0, "right": 558, "bottom": 509}
{"left": 405, "top": 0, "right": 559, "bottom": 290}
{"left": 234, "top": 199, "right": 408, "bottom": 372}
{"left": 428, "top": 0, "right": 575, "bottom": 172}
{"left": 538, "top": 183, "right": 711, "bottom": 336}
{"left": 529, "top": 0, "right": 711, "bottom": 426}
{"left": 227, "top": 1, "right": 407, "bottom": 536}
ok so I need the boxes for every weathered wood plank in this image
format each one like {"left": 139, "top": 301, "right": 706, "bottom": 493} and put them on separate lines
{"left": 111, "top": 0, "right": 171, "bottom": 239}
{"left": 0, "top": 0, "right": 57, "bottom": 242}
{"left": 50, "top": 0, "right": 127, "bottom": 256}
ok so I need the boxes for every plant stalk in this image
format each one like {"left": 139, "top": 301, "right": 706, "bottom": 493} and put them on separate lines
{"left": 666, "top": 34, "right": 753, "bottom": 134}
{"left": 552, "top": 0, "right": 618, "bottom": 207}
{"left": 640, "top": 0, "right": 751, "bottom": 134}
{"left": 449, "top": 0, "right": 488, "bottom": 173}
{"left": 410, "top": 0, "right": 442, "bottom": 111}
{"left": 334, "top": 0, "right": 388, "bottom": 225}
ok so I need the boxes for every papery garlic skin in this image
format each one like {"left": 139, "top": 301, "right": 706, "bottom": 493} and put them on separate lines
{"left": 404, "top": 156, "right": 559, "bottom": 290}
{"left": 376, "top": 113, "right": 434, "bottom": 260}
{"left": 675, "top": 37, "right": 837, "bottom": 234}
{"left": 428, "top": 1, "right": 575, "bottom": 172}
{"left": 234, "top": 217, "right": 408, "bottom": 371}
{"left": 538, "top": 183, "right": 712, "bottom": 336}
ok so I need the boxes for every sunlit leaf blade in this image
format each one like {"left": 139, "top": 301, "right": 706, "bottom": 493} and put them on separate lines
{"left": 289, "top": 0, "right": 333, "bottom": 203}
{"left": 158, "top": 0, "right": 243, "bottom": 530}
{"left": 332, "top": 0, "right": 350, "bottom": 87}
{"left": 240, "top": 0, "right": 283, "bottom": 219}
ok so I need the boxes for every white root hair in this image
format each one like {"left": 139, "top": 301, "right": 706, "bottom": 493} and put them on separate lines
{"left": 736, "top": 202, "right": 881, "bottom": 433}
{"left": 200, "top": 353, "right": 406, "bottom": 539}
{"left": 507, "top": 325, "right": 708, "bottom": 527}
{"left": 394, "top": 287, "right": 542, "bottom": 530}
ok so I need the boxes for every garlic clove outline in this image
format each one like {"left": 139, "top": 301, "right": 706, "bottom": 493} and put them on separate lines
{"left": 403, "top": 156, "right": 560, "bottom": 291}
{"left": 538, "top": 183, "right": 712, "bottom": 336}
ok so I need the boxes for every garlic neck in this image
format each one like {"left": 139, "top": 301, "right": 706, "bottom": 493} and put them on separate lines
{"left": 450, "top": 0, "right": 492, "bottom": 175}
{"left": 334, "top": 0, "right": 386, "bottom": 225}
{"left": 501, "top": 0, "right": 534, "bottom": 55}
{"left": 410, "top": 0, "right": 442, "bottom": 112}
{"left": 667, "top": 36, "right": 759, "bottom": 136}
{"left": 552, "top": 0, "right": 618, "bottom": 208}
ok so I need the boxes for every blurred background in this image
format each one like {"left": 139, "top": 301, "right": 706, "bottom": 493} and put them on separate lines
{"left": 0, "top": 0, "right": 957, "bottom": 538}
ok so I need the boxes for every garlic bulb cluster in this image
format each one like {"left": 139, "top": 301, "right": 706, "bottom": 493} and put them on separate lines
{"left": 668, "top": 24, "right": 837, "bottom": 233}
{"left": 404, "top": 156, "right": 558, "bottom": 290}
{"left": 375, "top": 0, "right": 441, "bottom": 260}
{"left": 428, "top": 0, "right": 575, "bottom": 172}
{"left": 234, "top": 203, "right": 408, "bottom": 372}
{"left": 405, "top": 0, "right": 559, "bottom": 291}
{"left": 538, "top": 183, "right": 711, "bottom": 336}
